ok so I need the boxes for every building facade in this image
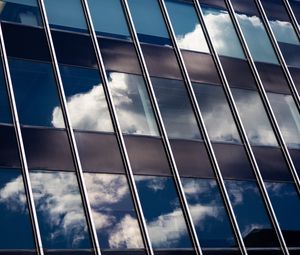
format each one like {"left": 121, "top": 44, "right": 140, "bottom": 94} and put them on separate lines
{"left": 0, "top": 0, "right": 299, "bottom": 254}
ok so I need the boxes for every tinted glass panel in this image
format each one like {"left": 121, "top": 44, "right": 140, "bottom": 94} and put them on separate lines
{"left": 30, "top": 170, "right": 92, "bottom": 249}
{"left": 225, "top": 180, "right": 280, "bottom": 247}
{"left": 108, "top": 72, "right": 159, "bottom": 136}
{"left": 0, "top": 168, "right": 35, "bottom": 249}
{"left": 232, "top": 88, "right": 278, "bottom": 147}
{"left": 290, "top": 0, "right": 300, "bottom": 23}
{"left": 182, "top": 178, "right": 237, "bottom": 248}
{"left": 59, "top": 65, "right": 113, "bottom": 132}
{"left": 165, "top": 0, "right": 209, "bottom": 53}
{"left": 88, "top": 0, "right": 131, "bottom": 40}
{"left": 265, "top": 182, "right": 300, "bottom": 247}
{"left": 9, "top": 58, "right": 64, "bottom": 128}
{"left": 152, "top": 77, "right": 202, "bottom": 140}
{"left": 193, "top": 83, "right": 241, "bottom": 144}
{"left": 84, "top": 173, "right": 144, "bottom": 250}
{"left": 135, "top": 175, "right": 194, "bottom": 249}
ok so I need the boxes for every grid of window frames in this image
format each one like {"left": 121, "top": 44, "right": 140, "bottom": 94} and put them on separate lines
{"left": 0, "top": 0, "right": 299, "bottom": 255}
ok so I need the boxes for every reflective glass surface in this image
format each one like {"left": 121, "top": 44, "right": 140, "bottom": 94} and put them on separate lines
{"left": 193, "top": 83, "right": 241, "bottom": 144}
{"left": 0, "top": 60, "right": 12, "bottom": 124}
{"left": 182, "top": 178, "right": 237, "bottom": 248}
{"left": 108, "top": 72, "right": 159, "bottom": 136}
{"left": 88, "top": 0, "right": 131, "bottom": 40}
{"left": 232, "top": 88, "right": 278, "bottom": 146}
{"left": 0, "top": 168, "right": 35, "bottom": 249}
{"left": 0, "top": 0, "right": 42, "bottom": 26}
{"left": 30, "top": 170, "right": 92, "bottom": 249}
{"left": 268, "top": 92, "right": 300, "bottom": 149}
{"left": 127, "top": 0, "right": 171, "bottom": 45}
{"left": 44, "top": 0, "right": 88, "bottom": 32}
{"left": 265, "top": 182, "right": 300, "bottom": 247}
{"left": 84, "top": 173, "right": 144, "bottom": 250}
{"left": 290, "top": 0, "right": 300, "bottom": 23}
{"left": 135, "top": 175, "right": 194, "bottom": 249}
{"left": 151, "top": 77, "right": 202, "bottom": 140}
{"left": 165, "top": 0, "right": 209, "bottom": 53}
{"left": 201, "top": 5, "right": 245, "bottom": 59}
{"left": 9, "top": 58, "right": 64, "bottom": 128}
{"left": 225, "top": 180, "right": 280, "bottom": 247}
{"left": 59, "top": 65, "right": 113, "bottom": 132}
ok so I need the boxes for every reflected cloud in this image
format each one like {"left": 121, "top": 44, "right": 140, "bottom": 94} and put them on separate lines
{"left": 269, "top": 19, "right": 299, "bottom": 45}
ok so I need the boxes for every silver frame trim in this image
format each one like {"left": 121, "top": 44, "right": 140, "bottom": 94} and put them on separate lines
{"left": 282, "top": 0, "right": 300, "bottom": 40}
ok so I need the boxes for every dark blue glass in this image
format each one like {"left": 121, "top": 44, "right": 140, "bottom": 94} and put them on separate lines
{"left": 265, "top": 182, "right": 300, "bottom": 247}
{"left": 84, "top": 173, "right": 144, "bottom": 250}
{"left": 181, "top": 178, "right": 237, "bottom": 248}
{"left": 9, "top": 58, "right": 64, "bottom": 128}
{"left": 225, "top": 180, "right": 280, "bottom": 248}
{"left": 0, "top": 0, "right": 42, "bottom": 26}
{"left": 59, "top": 65, "right": 113, "bottom": 132}
{"left": 0, "top": 60, "right": 12, "bottom": 124}
{"left": 135, "top": 175, "right": 194, "bottom": 249}
{"left": 30, "top": 170, "right": 92, "bottom": 249}
{"left": 289, "top": 0, "right": 300, "bottom": 24}
{"left": 0, "top": 168, "right": 35, "bottom": 249}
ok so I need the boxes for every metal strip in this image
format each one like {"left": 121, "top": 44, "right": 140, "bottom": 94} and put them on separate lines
{"left": 155, "top": 0, "right": 249, "bottom": 254}
{"left": 80, "top": 1, "right": 154, "bottom": 254}
{"left": 37, "top": 1, "right": 101, "bottom": 254}
{"left": 121, "top": 0, "right": 203, "bottom": 254}
{"left": 0, "top": 23, "right": 44, "bottom": 255}
{"left": 224, "top": 0, "right": 293, "bottom": 253}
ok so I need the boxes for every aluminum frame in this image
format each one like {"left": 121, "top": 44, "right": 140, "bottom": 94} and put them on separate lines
{"left": 282, "top": 0, "right": 300, "bottom": 40}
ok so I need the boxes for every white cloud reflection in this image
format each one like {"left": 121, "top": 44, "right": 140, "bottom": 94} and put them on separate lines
{"left": 269, "top": 19, "right": 299, "bottom": 45}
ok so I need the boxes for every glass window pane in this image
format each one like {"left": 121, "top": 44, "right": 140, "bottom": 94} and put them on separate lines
{"left": 108, "top": 72, "right": 159, "bottom": 136}
{"left": 88, "top": 0, "right": 131, "bottom": 40}
{"left": 30, "top": 170, "right": 92, "bottom": 249}
{"left": 135, "top": 175, "right": 194, "bottom": 250}
{"left": 232, "top": 88, "right": 278, "bottom": 146}
{"left": 9, "top": 58, "right": 64, "bottom": 128}
{"left": 0, "top": 168, "right": 35, "bottom": 249}
{"left": 182, "top": 178, "right": 237, "bottom": 248}
{"left": 84, "top": 173, "right": 144, "bottom": 250}
{"left": 165, "top": 0, "right": 209, "bottom": 53}
{"left": 193, "top": 83, "right": 241, "bottom": 144}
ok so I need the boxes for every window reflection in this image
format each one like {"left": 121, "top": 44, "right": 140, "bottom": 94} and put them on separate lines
{"left": 84, "top": 173, "right": 144, "bottom": 250}
{"left": 30, "top": 170, "right": 92, "bottom": 249}
{"left": 0, "top": 60, "right": 12, "bottom": 124}
{"left": 193, "top": 83, "right": 241, "bottom": 144}
{"left": 0, "top": 168, "right": 35, "bottom": 249}
{"left": 165, "top": 0, "right": 209, "bottom": 53}
{"left": 135, "top": 175, "right": 194, "bottom": 249}
{"left": 59, "top": 65, "right": 113, "bottom": 132}
{"left": 182, "top": 178, "right": 237, "bottom": 248}
{"left": 232, "top": 88, "right": 278, "bottom": 147}
{"left": 108, "top": 72, "right": 159, "bottom": 136}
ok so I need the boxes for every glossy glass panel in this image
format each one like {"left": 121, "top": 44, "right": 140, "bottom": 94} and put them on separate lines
{"left": 30, "top": 170, "right": 92, "bottom": 249}
{"left": 59, "top": 65, "right": 113, "bottom": 132}
{"left": 151, "top": 77, "right": 201, "bottom": 140}
{"left": 268, "top": 92, "right": 300, "bottom": 149}
{"left": 0, "top": 0, "right": 42, "bottom": 26}
{"left": 0, "top": 168, "right": 35, "bottom": 249}
{"left": 165, "top": 0, "right": 209, "bottom": 53}
{"left": 265, "top": 182, "right": 300, "bottom": 247}
{"left": 182, "top": 178, "right": 237, "bottom": 248}
{"left": 135, "top": 175, "right": 194, "bottom": 249}
{"left": 88, "top": 0, "right": 131, "bottom": 40}
{"left": 0, "top": 61, "right": 12, "bottom": 124}
{"left": 84, "top": 173, "right": 144, "bottom": 250}
{"left": 225, "top": 180, "right": 280, "bottom": 247}
{"left": 289, "top": 0, "right": 300, "bottom": 23}
{"left": 127, "top": 0, "right": 171, "bottom": 45}
{"left": 9, "top": 58, "right": 64, "bottom": 128}
{"left": 232, "top": 88, "right": 278, "bottom": 147}
{"left": 193, "top": 83, "right": 241, "bottom": 144}
{"left": 44, "top": 0, "right": 88, "bottom": 32}
{"left": 201, "top": 5, "right": 245, "bottom": 59}
{"left": 108, "top": 72, "right": 159, "bottom": 136}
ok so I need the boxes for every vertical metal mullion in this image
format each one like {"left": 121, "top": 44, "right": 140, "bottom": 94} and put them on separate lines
{"left": 255, "top": 0, "right": 300, "bottom": 116}
{"left": 282, "top": 0, "right": 300, "bottom": 40}
{"left": 121, "top": 0, "right": 203, "bottom": 254}
{"left": 37, "top": 1, "right": 101, "bottom": 254}
{"left": 0, "top": 23, "right": 44, "bottom": 255}
{"left": 80, "top": 1, "right": 154, "bottom": 255}
{"left": 156, "top": 0, "right": 248, "bottom": 254}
